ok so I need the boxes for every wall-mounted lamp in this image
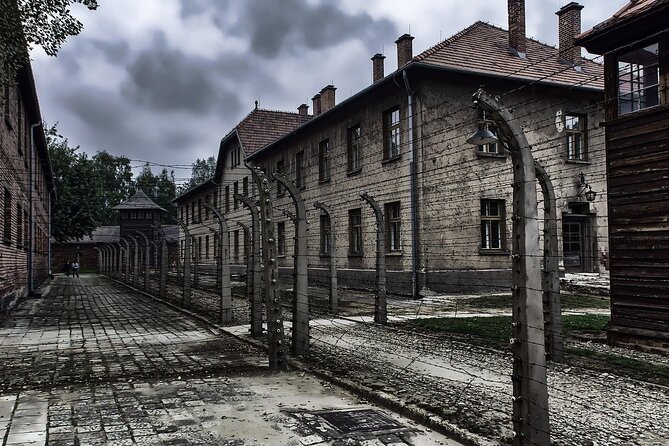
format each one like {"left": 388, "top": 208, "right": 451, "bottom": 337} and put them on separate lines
{"left": 578, "top": 172, "right": 597, "bottom": 202}
{"left": 466, "top": 122, "right": 498, "bottom": 146}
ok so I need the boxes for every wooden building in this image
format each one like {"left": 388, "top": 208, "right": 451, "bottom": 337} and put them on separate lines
{"left": 576, "top": 0, "right": 669, "bottom": 351}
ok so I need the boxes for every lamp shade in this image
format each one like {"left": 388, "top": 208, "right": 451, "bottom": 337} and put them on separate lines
{"left": 585, "top": 189, "right": 597, "bottom": 202}
{"left": 466, "top": 128, "right": 498, "bottom": 146}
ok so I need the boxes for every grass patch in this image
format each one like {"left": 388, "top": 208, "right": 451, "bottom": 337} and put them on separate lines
{"left": 410, "top": 314, "right": 611, "bottom": 344}
{"left": 461, "top": 293, "right": 609, "bottom": 310}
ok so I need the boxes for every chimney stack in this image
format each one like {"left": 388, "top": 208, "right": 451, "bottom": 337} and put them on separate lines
{"left": 297, "top": 103, "right": 309, "bottom": 116}
{"left": 312, "top": 94, "right": 321, "bottom": 116}
{"left": 395, "top": 34, "right": 414, "bottom": 68}
{"left": 320, "top": 85, "right": 336, "bottom": 113}
{"left": 372, "top": 53, "right": 386, "bottom": 83}
{"left": 556, "top": 2, "right": 584, "bottom": 66}
{"left": 508, "top": 0, "right": 527, "bottom": 57}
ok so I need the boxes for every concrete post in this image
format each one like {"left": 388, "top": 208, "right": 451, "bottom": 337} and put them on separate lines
{"left": 248, "top": 165, "right": 287, "bottom": 370}
{"left": 360, "top": 191, "right": 387, "bottom": 325}
{"left": 535, "top": 161, "right": 564, "bottom": 362}
{"left": 137, "top": 232, "right": 151, "bottom": 292}
{"left": 204, "top": 201, "right": 233, "bottom": 324}
{"left": 314, "top": 201, "right": 338, "bottom": 314}
{"left": 236, "top": 193, "right": 263, "bottom": 338}
{"left": 93, "top": 247, "right": 101, "bottom": 274}
{"left": 474, "top": 89, "right": 550, "bottom": 446}
{"left": 273, "top": 171, "right": 309, "bottom": 357}
{"left": 237, "top": 221, "right": 252, "bottom": 321}
{"left": 191, "top": 235, "right": 199, "bottom": 288}
{"left": 119, "top": 238, "right": 130, "bottom": 283}
{"left": 131, "top": 236, "right": 140, "bottom": 289}
{"left": 173, "top": 218, "right": 192, "bottom": 308}
{"left": 155, "top": 226, "right": 168, "bottom": 299}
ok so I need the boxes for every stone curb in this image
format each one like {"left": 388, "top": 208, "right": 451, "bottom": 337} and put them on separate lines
{"left": 106, "top": 275, "right": 492, "bottom": 446}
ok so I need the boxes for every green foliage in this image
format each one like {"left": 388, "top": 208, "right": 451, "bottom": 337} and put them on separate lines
{"left": 91, "top": 150, "right": 133, "bottom": 225}
{"left": 0, "top": 0, "right": 98, "bottom": 88}
{"left": 133, "top": 163, "right": 177, "bottom": 219}
{"left": 182, "top": 156, "right": 216, "bottom": 191}
{"left": 461, "top": 293, "right": 610, "bottom": 310}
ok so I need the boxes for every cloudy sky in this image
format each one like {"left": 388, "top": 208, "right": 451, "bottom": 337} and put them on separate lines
{"left": 31, "top": 0, "right": 627, "bottom": 182}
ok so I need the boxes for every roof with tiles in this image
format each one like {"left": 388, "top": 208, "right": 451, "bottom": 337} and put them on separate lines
{"left": 112, "top": 189, "right": 167, "bottom": 211}
{"left": 413, "top": 21, "right": 604, "bottom": 90}
{"left": 235, "top": 108, "right": 312, "bottom": 156}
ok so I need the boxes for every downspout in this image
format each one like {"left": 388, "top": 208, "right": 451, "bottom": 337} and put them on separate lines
{"left": 48, "top": 189, "right": 52, "bottom": 277}
{"left": 29, "top": 123, "right": 40, "bottom": 293}
{"left": 402, "top": 69, "right": 419, "bottom": 299}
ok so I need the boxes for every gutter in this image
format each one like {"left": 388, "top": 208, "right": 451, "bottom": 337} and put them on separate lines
{"left": 402, "top": 70, "right": 420, "bottom": 299}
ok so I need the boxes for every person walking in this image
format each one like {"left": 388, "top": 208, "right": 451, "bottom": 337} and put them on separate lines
{"left": 72, "top": 261, "right": 80, "bottom": 277}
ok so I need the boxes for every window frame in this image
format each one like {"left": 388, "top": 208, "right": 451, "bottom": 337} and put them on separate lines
{"left": 348, "top": 208, "right": 363, "bottom": 256}
{"left": 233, "top": 181, "right": 239, "bottom": 210}
{"left": 480, "top": 199, "right": 506, "bottom": 252}
{"left": 276, "top": 159, "right": 285, "bottom": 197}
{"left": 3, "top": 187, "right": 12, "bottom": 244}
{"left": 277, "top": 222, "right": 286, "bottom": 256}
{"left": 384, "top": 201, "right": 402, "bottom": 253}
{"left": 617, "top": 42, "right": 661, "bottom": 116}
{"left": 383, "top": 107, "right": 401, "bottom": 161}
{"left": 565, "top": 113, "right": 587, "bottom": 162}
{"left": 347, "top": 125, "right": 362, "bottom": 173}
{"left": 319, "top": 214, "right": 331, "bottom": 255}
{"left": 318, "top": 139, "right": 331, "bottom": 183}
{"left": 295, "top": 150, "right": 305, "bottom": 189}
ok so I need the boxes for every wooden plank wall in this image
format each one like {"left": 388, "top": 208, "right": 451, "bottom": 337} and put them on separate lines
{"left": 607, "top": 106, "right": 669, "bottom": 333}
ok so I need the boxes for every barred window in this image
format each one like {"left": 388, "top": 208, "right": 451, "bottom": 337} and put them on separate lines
{"left": 349, "top": 209, "right": 362, "bottom": 255}
{"left": 320, "top": 214, "right": 331, "bottom": 255}
{"left": 348, "top": 125, "right": 362, "bottom": 172}
{"left": 385, "top": 201, "right": 401, "bottom": 252}
{"left": 566, "top": 114, "right": 587, "bottom": 161}
{"left": 3, "top": 188, "right": 11, "bottom": 243}
{"left": 383, "top": 107, "right": 400, "bottom": 160}
{"left": 319, "top": 139, "right": 331, "bottom": 182}
{"left": 277, "top": 222, "right": 286, "bottom": 256}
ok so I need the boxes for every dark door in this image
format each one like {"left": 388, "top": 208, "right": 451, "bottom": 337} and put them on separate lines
{"left": 563, "top": 219, "right": 585, "bottom": 271}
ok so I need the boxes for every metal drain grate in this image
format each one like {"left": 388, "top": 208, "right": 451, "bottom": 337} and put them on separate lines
{"left": 288, "top": 408, "right": 411, "bottom": 439}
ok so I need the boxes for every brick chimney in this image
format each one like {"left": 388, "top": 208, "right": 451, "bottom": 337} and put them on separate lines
{"left": 508, "top": 0, "right": 526, "bottom": 57}
{"left": 372, "top": 53, "right": 385, "bottom": 83}
{"left": 312, "top": 94, "right": 321, "bottom": 116}
{"left": 395, "top": 34, "right": 414, "bottom": 68}
{"left": 297, "top": 103, "right": 309, "bottom": 116}
{"left": 556, "top": 2, "right": 584, "bottom": 66}
{"left": 320, "top": 85, "right": 336, "bottom": 113}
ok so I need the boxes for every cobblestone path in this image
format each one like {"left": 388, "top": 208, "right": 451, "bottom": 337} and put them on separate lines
{"left": 0, "top": 275, "right": 458, "bottom": 446}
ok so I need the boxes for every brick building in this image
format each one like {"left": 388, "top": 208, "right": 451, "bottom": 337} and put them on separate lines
{"left": 0, "top": 61, "right": 54, "bottom": 313}
{"left": 178, "top": 0, "right": 609, "bottom": 296}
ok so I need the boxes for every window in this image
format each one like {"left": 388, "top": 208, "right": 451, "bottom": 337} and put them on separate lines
{"left": 16, "top": 204, "right": 23, "bottom": 247}
{"left": 349, "top": 209, "right": 362, "bottom": 255}
{"left": 618, "top": 43, "right": 660, "bottom": 115}
{"left": 191, "top": 202, "right": 196, "bottom": 224}
{"left": 565, "top": 114, "right": 587, "bottom": 161}
{"left": 198, "top": 236, "right": 202, "bottom": 260}
{"left": 230, "top": 146, "right": 241, "bottom": 168}
{"left": 205, "top": 195, "right": 210, "bottom": 220}
{"left": 233, "top": 230, "right": 239, "bottom": 262}
{"left": 233, "top": 181, "right": 239, "bottom": 210}
{"left": 205, "top": 235, "right": 210, "bottom": 259}
{"left": 385, "top": 202, "right": 401, "bottom": 252}
{"left": 320, "top": 214, "right": 331, "bottom": 255}
{"left": 23, "top": 209, "right": 28, "bottom": 249}
{"left": 213, "top": 233, "right": 219, "bottom": 259}
{"left": 347, "top": 125, "right": 362, "bottom": 172}
{"left": 481, "top": 199, "right": 505, "bottom": 250}
{"left": 277, "top": 222, "right": 286, "bottom": 256}
{"left": 242, "top": 176, "right": 248, "bottom": 197}
{"left": 225, "top": 185, "right": 230, "bottom": 211}
{"left": 383, "top": 107, "right": 401, "bottom": 160}
{"left": 212, "top": 192, "right": 218, "bottom": 210}
{"left": 477, "top": 108, "right": 499, "bottom": 154}
{"left": 197, "top": 198, "right": 202, "bottom": 222}
{"left": 295, "top": 151, "right": 305, "bottom": 189}
{"left": 276, "top": 159, "right": 285, "bottom": 197}
{"left": 17, "top": 93, "right": 22, "bottom": 155}
{"left": 319, "top": 139, "right": 331, "bottom": 182}
{"left": 3, "top": 188, "right": 11, "bottom": 243}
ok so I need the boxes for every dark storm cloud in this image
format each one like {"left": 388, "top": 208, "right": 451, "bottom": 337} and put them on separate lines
{"left": 89, "top": 39, "right": 131, "bottom": 64}
{"left": 180, "top": 0, "right": 398, "bottom": 58}
{"left": 120, "top": 32, "right": 243, "bottom": 117}
{"left": 241, "top": 0, "right": 397, "bottom": 57}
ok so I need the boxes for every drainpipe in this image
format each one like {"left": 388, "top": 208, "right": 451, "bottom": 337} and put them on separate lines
{"left": 48, "top": 190, "right": 52, "bottom": 277}
{"left": 402, "top": 69, "right": 419, "bottom": 299}
{"left": 29, "top": 123, "right": 40, "bottom": 294}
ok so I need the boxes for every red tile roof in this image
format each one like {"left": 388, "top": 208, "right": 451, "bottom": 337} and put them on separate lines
{"left": 233, "top": 109, "right": 312, "bottom": 156}
{"left": 414, "top": 21, "right": 604, "bottom": 90}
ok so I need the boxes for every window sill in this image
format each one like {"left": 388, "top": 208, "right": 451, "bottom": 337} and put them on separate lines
{"left": 277, "top": 254, "right": 287, "bottom": 259}
{"left": 385, "top": 251, "right": 403, "bottom": 256}
{"left": 348, "top": 252, "right": 363, "bottom": 258}
{"left": 319, "top": 178, "right": 331, "bottom": 185}
{"left": 479, "top": 249, "right": 509, "bottom": 256}
{"left": 2, "top": 238, "right": 10, "bottom": 246}
{"left": 382, "top": 155, "right": 401, "bottom": 165}
{"left": 477, "top": 151, "right": 507, "bottom": 160}
{"left": 565, "top": 159, "right": 591, "bottom": 165}
{"left": 347, "top": 168, "right": 362, "bottom": 177}
{"left": 319, "top": 252, "right": 331, "bottom": 258}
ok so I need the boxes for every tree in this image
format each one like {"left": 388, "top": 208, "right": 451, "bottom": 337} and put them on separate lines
{"left": 0, "top": 0, "right": 98, "bottom": 87}
{"left": 91, "top": 150, "right": 133, "bottom": 225}
{"left": 134, "top": 163, "right": 177, "bottom": 219}
{"left": 187, "top": 156, "right": 216, "bottom": 188}
{"left": 48, "top": 127, "right": 99, "bottom": 241}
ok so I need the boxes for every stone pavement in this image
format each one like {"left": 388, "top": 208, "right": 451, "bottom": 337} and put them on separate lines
{"left": 0, "top": 275, "right": 460, "bottom": 446}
